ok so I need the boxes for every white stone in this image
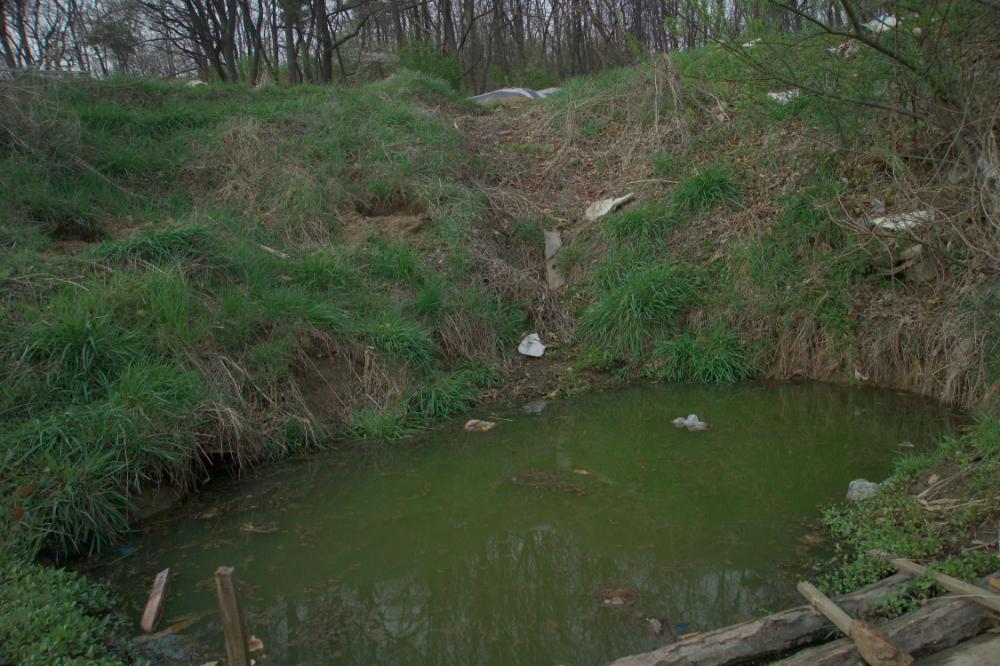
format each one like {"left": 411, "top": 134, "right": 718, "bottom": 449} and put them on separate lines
{"left": 846, "top": 479, "right": 880, "bottom": 501}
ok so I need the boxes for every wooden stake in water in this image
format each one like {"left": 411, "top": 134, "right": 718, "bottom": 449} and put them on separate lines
{"left": 140, "top": 568, "right": 171, "bottom": 633}
{"left": 797, "top": 581, "right": 913, "bottom": 666}
{"left": 214, "top": 566, "right": 251, "bottom": 666}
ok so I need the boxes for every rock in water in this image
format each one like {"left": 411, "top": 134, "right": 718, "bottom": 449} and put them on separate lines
{"left": 518, "top": 333, "right": 546, "bottom": 357}
{"left": 846, "top": 479, "right": 880, "bottom": 501}
{"left": 672, "top": 414, "right": 709, "bottom": 431}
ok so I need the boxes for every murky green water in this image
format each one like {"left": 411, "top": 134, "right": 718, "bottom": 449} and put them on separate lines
{"left": 103, "top": 383, "right": 957, "bottom": 665}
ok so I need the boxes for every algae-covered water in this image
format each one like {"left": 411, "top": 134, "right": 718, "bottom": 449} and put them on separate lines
{"left": 103, "top": 383, "right": 957, "bottom": 665}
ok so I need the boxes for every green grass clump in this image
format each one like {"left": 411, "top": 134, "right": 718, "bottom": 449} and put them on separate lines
{"left": 408, "top": 364, "right": 502, "bottom": 421}
{"left": 360, "top": 313, "right": 437, "bottom": 368}
{"left": 651, "top": 327, "right": 754, "bottom": 383}
{"left": 362, "top": 238, "right": 421, "bottom": 281}
{"left": 818, "top": 420, "right": 1000, "bottom": 596}
{"left": 602, "top": 201, "right": 677, "bottom": 247}
{"left": 578, "top": 264, "right": 695, "bottom": 357}
{"left": 574, "top": 347, "right": 618, "bottom": 372}
{"left": 93, "top": 224, "right": 220, "bottom": 267}
{"left": 344, "top": 407, "right": 417, "bottom": 440}
{"left": 672, "top": 167, "right": 741, "bottom": 214}
{"left": 0, "top": 554, "right": 129, "bottom": 665}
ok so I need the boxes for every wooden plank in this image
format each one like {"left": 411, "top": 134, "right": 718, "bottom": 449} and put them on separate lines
{"left": 214, "top": 566, "right": 251, "bottom": 666}
{"left": 610, "top": 573, "right": 914, "bottom": 666}
{"left": 887, "top": 557, "right": 1000, "bottom": 612}
{"left": 797, "top": 581, "right": 913, "bottom": 666}
{"left": 774, "top": 573, "right": 999, "bottom": 666}
{"left": 140, "top": 568, "right": 171, "bottom": 633}
{"left": 797, "top": 581, "right": 854, "bottom": 634}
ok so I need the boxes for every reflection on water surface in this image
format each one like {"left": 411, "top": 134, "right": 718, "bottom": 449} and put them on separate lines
{"left": 104, "top": 382, "right": 956, "bottom": 665}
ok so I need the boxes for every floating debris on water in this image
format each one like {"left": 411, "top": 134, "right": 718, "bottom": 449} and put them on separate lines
{"left": 465, "top": 419, "right": 497, "bottom": 432}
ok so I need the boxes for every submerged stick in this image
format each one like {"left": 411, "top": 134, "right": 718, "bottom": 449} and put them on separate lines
{"left": 214, "top": 566, "right": 251, "bottom": 666}
{"left": 797, "top": 581, "right": 913, "bottom": 666}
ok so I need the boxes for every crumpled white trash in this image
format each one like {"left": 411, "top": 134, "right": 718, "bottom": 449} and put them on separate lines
{"left": 672, "top": 414, "right": 709, "bottom": 431}
{"left": 584, "top": 193, "right": 635, "bottom": 222}
{"left": 863, "top": 14, "right": 898, "bottom": 34}
{"left": 518, "top": 333, "right": 546, "bottom": 357}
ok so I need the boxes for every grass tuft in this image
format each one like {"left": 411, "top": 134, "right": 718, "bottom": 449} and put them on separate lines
{"left": 578, "top": 264, "right": 695, "bottom": 357}
{"left": 651, "top": 327, "right": 755, "bottom": 383}
{"left": 672, "top": 167, "right": 741, "bottom": 214}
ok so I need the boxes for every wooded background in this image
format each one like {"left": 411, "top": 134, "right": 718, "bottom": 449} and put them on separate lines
{"left": 0, "top": 0, "right": 907, "bottom": 90}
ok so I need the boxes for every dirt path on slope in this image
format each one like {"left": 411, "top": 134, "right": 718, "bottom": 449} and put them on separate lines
{"left": 456, "top": 104, "right": 633, "bottom": 403}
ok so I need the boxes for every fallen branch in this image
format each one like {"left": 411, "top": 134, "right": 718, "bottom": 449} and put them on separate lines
{"left": 773, "top": 572, "right": 999, "bottom": 665}
{"left": 610, "top": 573, "right": 914, "bottom": 666}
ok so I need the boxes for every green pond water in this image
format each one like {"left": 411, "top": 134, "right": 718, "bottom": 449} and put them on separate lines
{"left": 102, "top": 383, "right": 958, "bottom": 665}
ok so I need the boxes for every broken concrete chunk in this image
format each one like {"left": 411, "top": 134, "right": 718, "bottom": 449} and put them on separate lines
{"left": 584, "top": 193, "right": 635, "bottom": 222}
{"left": 518, "top": 333, "right": 546, "bottom": 357}
{"left": 867, "top": 210, "right": 934, "bottom": 232}
{"left": 543, "top": 230, "right": 566, "bottom": 290}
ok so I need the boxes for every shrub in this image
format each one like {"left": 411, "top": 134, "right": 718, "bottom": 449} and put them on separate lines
{"left": 398, "top": 46, "right": 463, "bottom": 90}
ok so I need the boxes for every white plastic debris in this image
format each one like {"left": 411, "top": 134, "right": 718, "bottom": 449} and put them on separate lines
{"left": 863, "top": 14, "right": 898, "bottom": 34}
{"left": 672, "top": 414, "right": 709, "bottom": 431}
{"left": 583, "top": 193, "right": 635, "bottom": 222}
{"left": 185, "top": 80, "right": 207, "bottom": 87}
{"left": 867, "top": 210, "right": 935, "bottom": 232}
{"left": 518, "top": 333, "right": 546, "bottom": 357}
{"left": 767, "top": 90, "right": 800, "bottom": 105}
{"left": 468, "top": 87, "right": 561, "bottom": 104}
{"left": 742, "top": 38, "right": 761, "bottom": 48}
